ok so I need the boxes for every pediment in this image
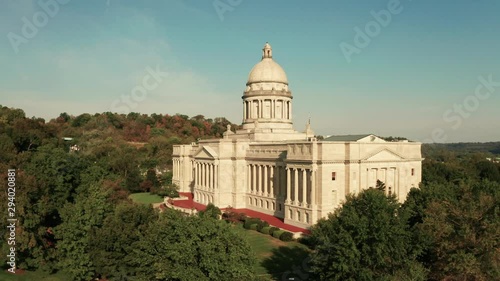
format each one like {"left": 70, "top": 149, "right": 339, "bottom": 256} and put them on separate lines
{"left": 194, "top": 146, "right": 218, "bottom": 159}
{"left": 364, "top": 148, "right": 404, "bottom": 161}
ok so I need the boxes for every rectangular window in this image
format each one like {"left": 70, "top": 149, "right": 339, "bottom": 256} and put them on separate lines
{"left": 332, "top": 172, "right": 336, "bottom": 181}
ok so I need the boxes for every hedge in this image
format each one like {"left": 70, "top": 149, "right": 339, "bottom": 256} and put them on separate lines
{"left": 279, "top": 231, "right": 293, "bottom": 242}
{"left": 244, "top": 218, "right": 261, "bottom": 229}
{"left": 272, "top": 230, "right": 285, "bottom": 239}
{"left": 250, "top": 223, "right": 258, "bottom": 230}
{"left": 268, "top": 227, "right": 280, "bottom": 236}
{"left": 260, "top": 226, "right": 271, "bottom": 234}
{"left": 256, "top": 221, "right": 269, "bottom": 232}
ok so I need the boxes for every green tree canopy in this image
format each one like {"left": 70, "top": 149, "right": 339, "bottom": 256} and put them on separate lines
{"left": 132, "top": 209, "right": 256, "bottom": 281}
{"left": 309, "top": 188, "right": 426, "bottom": 281}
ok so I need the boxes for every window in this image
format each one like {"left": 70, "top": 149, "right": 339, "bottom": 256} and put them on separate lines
{"left": 297, "top": 211, "right": 301, "bottom": 221}
{"left": 272, "top": 202, "right": 276, "bottom": 210}
{"left": 332, "top": 172, "right": 336, "bottom": 181}
{"left": 266, "top": 201, "right": 269, "bottom": 209}
{"left": 305, "top": 213, "right": 309, "bottom": 223}
{"left": 411, "top": 168, "right": 415, "bottom": 176}
{"left": 260, "top": 199, "right": 263, "bottom": 207}
{"left": 279, "top": 203, "right": 282, "bottom": 211}
{"left": 289, "top": 209, "right": 292, "bottom": 219}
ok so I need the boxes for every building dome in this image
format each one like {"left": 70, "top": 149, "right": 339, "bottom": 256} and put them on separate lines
{"left": 247, "top": 43, "right": 288, "bottom": 85}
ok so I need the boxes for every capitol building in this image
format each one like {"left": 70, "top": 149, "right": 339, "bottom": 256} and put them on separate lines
{"left": 172, "top": 43, "right": 422, "bottom": 228}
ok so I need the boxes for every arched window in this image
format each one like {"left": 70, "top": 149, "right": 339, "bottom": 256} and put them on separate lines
{"left": 297, "top": 211, "right": 301, "bottom": 222}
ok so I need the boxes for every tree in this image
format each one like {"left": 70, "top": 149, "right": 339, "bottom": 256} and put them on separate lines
{"left": 54, "top": 183, "right": 113, "bottom": 280}
{"left": 309, "top": 188, "right": 426, "bottom": 281}
{"left": 198, "top": 203, "right": 221, "bottom": 219}
{"left": 132, "top": 209, "right": 256, "bottom": 280}
{"left": 417, "top": 181, "right": 499, "bottom": 281}
{"left": 89, "top": 202, "right": 157, "bottom": 280}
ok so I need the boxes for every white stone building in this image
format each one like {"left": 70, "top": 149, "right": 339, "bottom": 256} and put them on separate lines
{"left": 172, "top": 43, "right": 422, "bottom": 228}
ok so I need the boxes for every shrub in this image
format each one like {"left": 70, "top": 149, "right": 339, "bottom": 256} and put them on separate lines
{"left": 260, "top": 226, "right": 271, "bottom": 234}
{"left": 244, "top": 218, "right": 261, "bottom": 229}
{"left": 272, "top": 230, "right": 285, "bottom": 239}
{"left": 250, "top": 223, "right": 258, "bottom": 230}
{"left": 256, "top": 220, "right": 269, "bottom": 232}
{"left": 268, "top": 227, "right": 279, "bottom": 236}
{"left": 279, "top": 231, "right": 294, "bottom": 242}
{"left": 237, "top": 213, "right": 247, "bottom": 222}
{"left": 298, "top": 235, "right": 314, "bottom": 248}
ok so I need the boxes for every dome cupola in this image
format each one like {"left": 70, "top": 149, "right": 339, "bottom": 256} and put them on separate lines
{"left": 247, "top": 42, "right": 288, "bottom": 85}
{"left": 241, "top": 43, "right": 294, "bottom": 131}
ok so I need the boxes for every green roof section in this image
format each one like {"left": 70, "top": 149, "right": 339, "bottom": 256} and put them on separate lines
{"left": 323, "top": 134, "right": 372, "bottom": 142}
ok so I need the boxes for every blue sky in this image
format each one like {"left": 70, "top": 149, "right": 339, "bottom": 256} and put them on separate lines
{"left": 1, "top": 0, "right": 499, "bottom": 142}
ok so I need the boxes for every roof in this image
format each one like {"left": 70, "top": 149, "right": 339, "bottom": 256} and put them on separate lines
{"left": 323, "top": 134, "right": 372, "bottom": 142}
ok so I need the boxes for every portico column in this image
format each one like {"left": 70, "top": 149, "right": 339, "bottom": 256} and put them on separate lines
{"left": 201, "top": 163, "right": 204, "bottom": 189}
{"left": 204, "top": 163, "right": 207, "bottom": 189}
{"left": 198, "top": 163, "right": 201, "bottom": 188}
{"left": 252, "top": 164, "right": 256, "bottom": 194}
{"left": 302, "top": 169, "right": 307, "bottom": 206}
{"left": 294, "top": 168, "right": 299, "bottom": 205}
{"left": 275, "top": 166, "right": 280, "bottom": 196}
{"left": 214, "top": 165, "right": 218, "bottom": 189}
{"left": 258, "top": 165, "right": 262, "bottom": 195}
{"left": 270, "top": 166, "right": 275, "bottom": 196}
{"left": 197, "top": 163, "right": 200, "bottom": 188}
{"left": 264, "top": 165, "right": 268, "bottom": 196}
{"left": 247, "top": 165, "right": 251, "bottom": 193}
{"left": 209, "top": 164, "right": 213, "bottom": 189}
{"left": 286, "top": 168, "right": 291, "bottom": 203}
{"left": 311, "top": 169, "right": 316, "bottom": 206}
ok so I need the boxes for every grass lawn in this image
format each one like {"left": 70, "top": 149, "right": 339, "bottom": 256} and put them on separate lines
{"left": 234, "top": 224, "right": 311, "bottom": 280}
{"left": 0, "top": 269, "right": 71, "bottom": 281}
{"left": 129, "top": 192, "right": 164, "bottom": 205}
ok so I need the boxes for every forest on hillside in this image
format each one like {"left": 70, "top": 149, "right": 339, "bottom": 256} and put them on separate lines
{"left": 0, "top": 105, "right": 498, "bottom": 281}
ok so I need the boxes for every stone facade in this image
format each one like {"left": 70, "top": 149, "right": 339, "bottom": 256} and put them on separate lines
{"left": 172, "top": 43, "right": 422, "bottom": 228}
